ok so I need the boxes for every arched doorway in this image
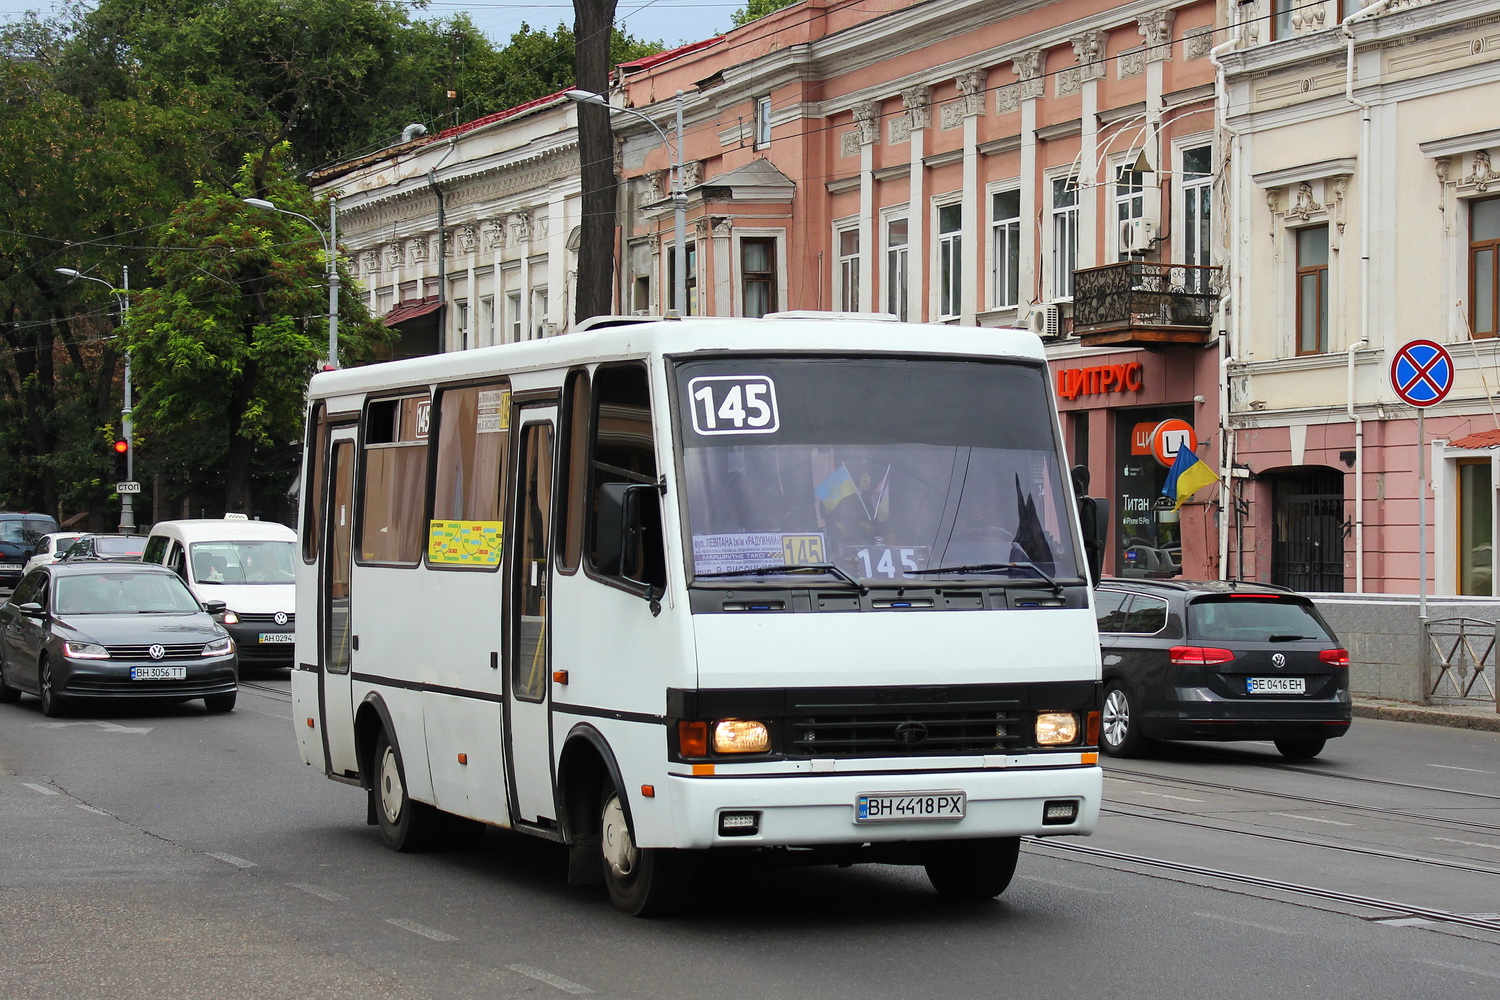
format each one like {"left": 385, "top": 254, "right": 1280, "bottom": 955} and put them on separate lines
{"left": 1268, "top": 467, "right": 1346, "bottom": 593}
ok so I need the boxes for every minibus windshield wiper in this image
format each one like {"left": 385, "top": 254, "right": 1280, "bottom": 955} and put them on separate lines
{"left": 695, "top": 562, "right": 869, "bottom": 595}
{"left": 911, "top": 561, "right": 1063, "bottom": 594}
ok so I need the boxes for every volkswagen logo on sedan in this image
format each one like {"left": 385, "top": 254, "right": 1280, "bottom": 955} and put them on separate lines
{"left": 149, "top": 644, "right": 166, "bottom": 660}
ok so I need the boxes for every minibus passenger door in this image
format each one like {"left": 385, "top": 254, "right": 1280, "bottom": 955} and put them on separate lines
{"left": 505, "top": 408, "right": 557, "bottom": 825}
{"left": 320, "top": 431, "right": 358, "bottom": 776}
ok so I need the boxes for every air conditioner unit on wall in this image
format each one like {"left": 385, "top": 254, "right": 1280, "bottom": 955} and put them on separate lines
{"left": 1027, "top": 303, "right": 1061, "bottom": 339}
{"left": 1120, "top": 218, "right": 1158, "bottom": 254}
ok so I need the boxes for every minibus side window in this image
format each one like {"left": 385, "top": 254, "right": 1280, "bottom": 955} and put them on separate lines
{"left": 588, "top": 364, "right": 665, "bottom": 589}
{"left": 302, "top": 402, "right": 327, "bottom": 564}
{"left": 429, "top": 381, "right": 509, "bottom": 568}
{"left": 556, "top": 369, "right": 590, "bottom": 574}
{"left": 359, "top": 394, "right": 430, "bottom": 565}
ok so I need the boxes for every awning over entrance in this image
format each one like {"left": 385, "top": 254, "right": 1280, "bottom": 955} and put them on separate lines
{"left": 1449, "top": 429, "right": 1500, "bottom": 450}
{"left": 383, "top": 296, "right": 443, "bottom": 327}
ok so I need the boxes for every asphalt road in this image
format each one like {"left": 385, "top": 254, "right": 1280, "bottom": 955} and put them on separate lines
{"left": 2, "top": 672, "right": 1498, "bottom": 999}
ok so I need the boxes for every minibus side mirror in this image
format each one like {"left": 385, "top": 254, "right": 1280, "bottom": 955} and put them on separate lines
{"left": 1078, "top": 496, "right": 1109, "bottom": 587}
{"left": 597, "top": 482, "right": 650, "bottom": 579}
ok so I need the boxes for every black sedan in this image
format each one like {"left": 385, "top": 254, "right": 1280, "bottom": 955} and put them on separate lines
{"left": 0, "top": 562, "right": 237, "bottom": 715}
{"left": 1095, "top": 578, "right": 1351, "bottom": 760}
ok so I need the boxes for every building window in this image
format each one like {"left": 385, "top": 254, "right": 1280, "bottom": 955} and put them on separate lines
{"left": 885, "top": 217, "right": 909, "bottom": 321}
{"left": 506, "top": 291, "right": 522, "bottom": 342}
{"left": 755, "top": 95, "right": 772, "bottom": 148}
{"left": 938, "top": 203, "right": 962, "bottom": 320}
{"left": 479, "top": 296, "right": 495, "bottom": 348}
{"left": 669, "top": 241, "right": 699, "bottom": 315}
{"left": 1182, "top": 146, "right": 1213, "bottom": 292}
{"left": 990, "top": 190, "right": 1020, "bottom": 309}
{"left": 1458, "top": 459, "right": 1493, "bottom": 596}
{"left": 531, "top": 288, "right": 549, "bottom": 338}
{"left": 741, "top": 237, "right": 777, "bottom": 318}
{"left": 1296, "top": 225, "right": 1329, "bottom": 355}
{"left": 837, "top": 227, "right": 860, "bottom": 311}
{"left": 454, "top": 300, "right": 469, "bottom": 349}
{"left": 1470, "top": 195, "right": 1500, "bottom": 339}
{"left": 1052, "top": 176, "right": 1079, "bottom": 299}
{"left": 1115, "top": 164, "right": 1146, "bottom": 260}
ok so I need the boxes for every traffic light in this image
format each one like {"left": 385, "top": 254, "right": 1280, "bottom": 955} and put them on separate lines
{"left": 112, "top": 438, "right": 129, "bottom": 481}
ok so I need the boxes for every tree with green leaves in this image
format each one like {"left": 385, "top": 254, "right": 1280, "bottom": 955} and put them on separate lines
{"left": 732, "top": 0, "right": 801, "bottom": 28}
{"left": 123, "top": 146, "right": 389, "bottom": 516}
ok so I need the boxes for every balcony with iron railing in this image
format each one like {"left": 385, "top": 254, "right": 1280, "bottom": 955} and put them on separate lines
{"left": 1071, "top": 261, "right": 1222, "bottom": 349}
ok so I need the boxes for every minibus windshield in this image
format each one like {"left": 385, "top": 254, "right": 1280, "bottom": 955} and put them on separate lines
{"left": 675, "top": 356, "right": 1083, "bottom": 586}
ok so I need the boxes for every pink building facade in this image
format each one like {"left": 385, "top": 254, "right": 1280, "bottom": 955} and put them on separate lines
{"left": 608, "top": 0, "right": 1226, "bottom": 582}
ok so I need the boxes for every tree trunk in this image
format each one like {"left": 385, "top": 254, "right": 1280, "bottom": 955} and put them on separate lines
{"left": 574, "top": 0, "right": 620, "bottom": 324}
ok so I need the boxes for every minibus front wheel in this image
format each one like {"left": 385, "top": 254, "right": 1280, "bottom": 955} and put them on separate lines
{"left": 599, "top": 781, "right": 693, "bottom": 916}
{"left": 924, "top": 835, "right": 1021, "bottom": 899}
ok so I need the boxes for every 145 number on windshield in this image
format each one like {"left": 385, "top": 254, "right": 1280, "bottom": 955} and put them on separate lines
{"left": 688, "top": 375, "right": 780, "bottom": 435}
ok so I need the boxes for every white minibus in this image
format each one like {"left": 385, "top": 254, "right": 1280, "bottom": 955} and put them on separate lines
{"left": 293, "top": 314, "right": 1106, "bottom": 915}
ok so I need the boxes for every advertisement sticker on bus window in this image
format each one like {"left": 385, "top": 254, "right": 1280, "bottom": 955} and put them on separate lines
{"left": 687, "top": 375, "right": 780, "bottom": 436}
{"left": 428, "top": 520, "right": 504, "bottom": 565}
{"left": 692, "top": 531, "right": 823, "bottom": 575}
{"left": 476, "top": 389, "right": 510, "bottom": 433}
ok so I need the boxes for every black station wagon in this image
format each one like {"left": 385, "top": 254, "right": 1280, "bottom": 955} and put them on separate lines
{"left": 1094, "top": 579, "right": 1351, "bottom": 760}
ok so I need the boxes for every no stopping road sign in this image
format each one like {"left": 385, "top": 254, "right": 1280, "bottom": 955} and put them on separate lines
{"left": 1390, "top": 339, "right": 1454, "bottom": 408}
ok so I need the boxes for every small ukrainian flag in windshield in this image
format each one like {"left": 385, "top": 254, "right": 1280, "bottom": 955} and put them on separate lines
{"left": 816, "top": 464, "right": 858, "bottom": 512}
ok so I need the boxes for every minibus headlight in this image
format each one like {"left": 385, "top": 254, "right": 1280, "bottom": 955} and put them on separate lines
{"left": 1035, "top": 712, "right": 1080, "bottom": 746}
{"left": 713, "top": 719, "right": 770, "bottom": 754}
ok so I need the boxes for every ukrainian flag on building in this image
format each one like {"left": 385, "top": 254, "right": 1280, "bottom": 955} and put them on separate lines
{"left": 1162, "top": 445, "right": 1217, "bottom": 511}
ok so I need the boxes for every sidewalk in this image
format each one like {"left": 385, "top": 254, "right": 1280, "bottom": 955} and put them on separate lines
{"left": 1353, "top": 696, "right": 1500, "bottom": 733}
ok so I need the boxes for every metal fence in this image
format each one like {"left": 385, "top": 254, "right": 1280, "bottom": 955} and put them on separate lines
{"left": 1421, "top": 616, "right": 1500, "bottom": 709}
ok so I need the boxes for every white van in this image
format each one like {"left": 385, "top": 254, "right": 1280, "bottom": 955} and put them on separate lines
{"left": 141, "top": 518, "right": 297, "bottom": 668}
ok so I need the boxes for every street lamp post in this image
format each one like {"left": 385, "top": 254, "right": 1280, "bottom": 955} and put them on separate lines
{"left": 565, "top": 88, "right": 689, "bottom": 316}
{"left": 244, "top": 197, "right": 340, "bottom": 370}
{"left": 57, "top": 266, "right": 134, "bottom": 532}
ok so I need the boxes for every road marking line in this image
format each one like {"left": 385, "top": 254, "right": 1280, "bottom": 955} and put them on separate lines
{"left": 1432, "top": 837, "right": 1500, "bottom": 851}
{"left": 1427, "top": 764, "right": 1495, "bottom": 775}
{"left": 1133, "top": 791, "right": 1204, "bottom": 803}
{"left": 1019, "top": 875, "right": 1111, "bottom": 894}
{"left": 76, "top": 804, "right": 111, "bottom": 816}
{"left": 1192, "top": 912, "right": 1297, "bottom": 936}
{"left": 1408, "top": 959, "right": 1500, "bottom": 980}
{"left": 207, "top": 852, "right": 258, "bottom": 868}
{"left": 1270, "top": 812, "right": 1353, "bottom": 827}
{"left": 288, "top": 882, "right": 347, "bottom": 901}
{"left": 506, "top": 964, "right": 593, "bottom": 994}
{"left": 386, "top": 918, "right": 455, "bottom": 942}
{"left": 22, "top": 783, "right": 58, "bottom": 795}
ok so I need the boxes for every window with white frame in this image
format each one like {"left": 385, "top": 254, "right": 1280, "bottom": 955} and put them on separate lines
{"left": 755, "top": 96, "right": 772, "bottom": 148}
{"left": 507, "top": 290, "right": 523, "bottom": 342}
{"left": 454, "top": 300, "right": 469, "bottom": 349}
{"left": 885, "top": 217, "right": 909, "bottom": 321}
{"left": 669, "top": 242, "right": 699, "bottom": 315}
{"left": 741, "top": 237, "right": 777, "bottom": 318}
{"left": 1182, "top": 146, "right": 1213, "bottom": 292}
{"left": 938, "top": 203, "right": 962, "bottom": 320}
{"left": 531, "top": 287, "right": 549, "bottom": 338}
{"left": 1458, "top": 458, "right": 1493, "bottom": 596}
{"left": 836, "top": 226, "right": 860, "bottom": 311}
{"left": 990, "top": 189, "right": 1020, "bottom": 309}
{"left": 479, "top": 296, "right": 495, "bottom": 348}
{"left": 1470, "top": 195, "right": 1500, "bottom": 339}
{"left": 1051, "top": 176, "right": 1079, "bottom": 299}
{"left": 1114, "top": 164, "right": 1146, "bottom": 260}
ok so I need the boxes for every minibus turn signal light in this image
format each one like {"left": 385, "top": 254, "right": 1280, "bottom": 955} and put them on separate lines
{"left": 678, "top": 721, "right": 709, "bottom": 757}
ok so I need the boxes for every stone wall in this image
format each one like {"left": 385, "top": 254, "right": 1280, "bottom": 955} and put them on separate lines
{"left": 1310, "top": 594, "right": 1500, "bottom": 706}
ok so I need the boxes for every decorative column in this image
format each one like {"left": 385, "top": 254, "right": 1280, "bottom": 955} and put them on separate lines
{"left": 853, "top": 100, "right": 880, "bottom": 313}
{"left": 1013, "top": 50, "right": 1044, "bottom": 306}
{"left": 957, "top": 69, "right": 986, "bottom": 324}
{"left": 1071, "top": 31, "right": 1108, "bottom": 268}
{"left": 904, "top": 86, "right": 931, "bottom": 322}
{"left": 1139, "top": 9, "right": 1176, "bottom": 245}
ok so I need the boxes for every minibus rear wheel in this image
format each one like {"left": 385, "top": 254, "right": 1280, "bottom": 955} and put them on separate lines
{"left": 599, "top": 781, "right": 692, "bottom": 916}
{"left": 374, "top": 728, "right": 439, "bottom": 851}
{"left": 924, "top": 836, "right": 1021, "bottom": 899}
